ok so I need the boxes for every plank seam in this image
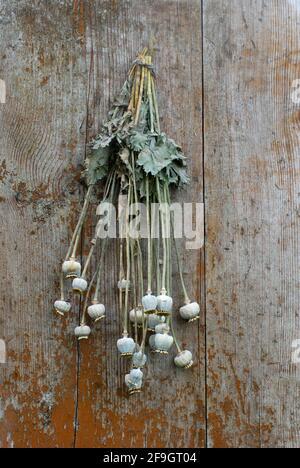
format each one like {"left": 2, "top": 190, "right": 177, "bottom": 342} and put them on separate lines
{"left": 201, "top": 0, "right": 208, "bottom": 449}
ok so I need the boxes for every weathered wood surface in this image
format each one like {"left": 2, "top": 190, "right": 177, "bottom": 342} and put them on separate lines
{"left": 74, "top": 0, "right": 205, "bottom": 449}
{"left": 1, "top": 0, "right": 300, "bottom": 449}
{"left": 204, "top": 0, "right": 300, "bottom": 448}
{"left": 0, "top": 0, "right": 204, "bottom": 448}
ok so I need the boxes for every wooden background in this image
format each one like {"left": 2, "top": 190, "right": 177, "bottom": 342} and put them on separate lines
{"left": 0, "top": 0, "right": 300, "bottom": 448}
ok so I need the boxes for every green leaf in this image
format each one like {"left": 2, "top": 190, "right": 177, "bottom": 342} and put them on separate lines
{"left": 168, "top": 162, "right": 190, "bottom": 186}
{"left": 92, "top": 133, "right": 115, "bottom": 149}
{"left": 137, "top": 148, "right": 169, "bottom": 176}
{"left": 136, "top": 134, "right": 185, "bottom": 176}
{"left": 84, "top": 146, "right": 111, "bottom": 185}
{"left": 129, "top": 131, "right": 149, "bottom": 151}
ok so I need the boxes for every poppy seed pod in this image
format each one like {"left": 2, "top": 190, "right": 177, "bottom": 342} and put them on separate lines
{"left": 72, "top": 277, "right": 88, "bottom": 293}
{"left": 54, "top": 300, "right": 71, "bottom": 317}
{"left": 62, "top": 259, "right": 81, "bottom": 279}
{"left": 155, "top": 323, "right": 170, "bottom": 334}
{"left": 179, "top": 302, "right": 200, "bottom": 322}
{"left": 129, "top": 367, "right": 143, "bottom": 384}
{"left": 156, "top": 290, "right": 173, "bottom": 316}
{"left": 125, "top": 372, "right": 143, "bottom": 395}
{"left": 142, "top": 293, "right": 158, "bottom": 314}
{"left": 148, "top": 313, "right": 163, "bottom": 331}
{"left": 174, "top": 350, "right": 193, "bottom": 369}
{"left": 132, "top": 351, "right": 147, "bottom": 368}
{"left": 117, "top": 335, "right": 135, "bottom": 356}
{"left": 154, "top": 329, "right": 174, "bottom": 354}
{"left": 87, "top": 303, "right": 105, "bottom": 322}
{"left": 129, "top": 308, "right": 144, "bottom": 326}
{"left": 74, "top": 325, "right": 91, "bottom": 340}
{"left": 118, "top": 279, "right": 131, "bottom": 291}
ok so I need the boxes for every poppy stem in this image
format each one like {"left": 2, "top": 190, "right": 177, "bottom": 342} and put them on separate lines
{"left": 66, "top": 185, "right": 93, "bottom": 261}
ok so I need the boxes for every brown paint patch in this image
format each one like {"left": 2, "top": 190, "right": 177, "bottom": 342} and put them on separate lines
{"left": 73, "top": 0, "right": 86, "bottom": 39}
{"left": 0, "top": 341, "right": 76, "bottom": 448}
{"left": 208, "top": 412, "right": 229, "bottom": 448}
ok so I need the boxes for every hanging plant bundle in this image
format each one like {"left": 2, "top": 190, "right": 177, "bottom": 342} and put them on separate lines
{"left": 55, "top": 48, "right": 200, "bottom": 395}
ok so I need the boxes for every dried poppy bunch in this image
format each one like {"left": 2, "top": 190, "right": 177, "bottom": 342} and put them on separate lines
{"left": 54, "top": 49, "right": 200, "bottom": 395}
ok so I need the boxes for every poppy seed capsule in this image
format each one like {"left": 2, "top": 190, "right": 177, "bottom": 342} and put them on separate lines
{"left": 54, "top": 300, "right": 71, "bottom": 316}
{"left": 117, "top": 336, "right": 135, "bottom": 356}
{"left": 129, "top": 367, "right": 143, "bottom": 384}
{"left": 74, "top": 325, "right": 91, "bottom": 340}
{"left": 155, "top": 323, "right": 170, "bottom": 334}
{"left": 129, "top": 308, "right": 144, "bottom": 326}
{"left": 125, "top": 372, "right": 143, "bottom": 395}
{"left": 132, "top": 351, "right": 147, "bottom": 368}
{"left": 87, "top": 303, "right": 105, "bottom": 322}
{"left": 148, "top": 313, "right": 163, "bottom": 331}
{"left": 62, "top": 259, "right": 81, "bottom": 279}
{"left": 174, "top": 350, "right": 193, "bottom": 369}
{"left": 72, "top": 277, "right": 88, "bottom": 293}
{"left": 179, "top": 302, "right": 200, "bottom": 322}
{"left": 142, "top": 293, "right": 158, "bottom": 314}
{"left": 154, "top": 326, "right": 174, "bottom": 354}
{"left": 156, "top": 291, "right": 173, "bottom": 316}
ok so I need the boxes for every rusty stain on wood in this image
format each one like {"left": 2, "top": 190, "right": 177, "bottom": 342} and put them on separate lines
{"left": 204, "top": 0, "right": 300, "bottom": 449}
{"left": 0, "top": 0, "right": 300, "bottom": 448}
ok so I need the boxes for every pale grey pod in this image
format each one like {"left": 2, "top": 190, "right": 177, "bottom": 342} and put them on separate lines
{"left": 132, "top": 351, "right": 147, "bottom": 368}
{"left": 129, "top": 308, "right": 144, "bottom": 325}
{"left": 87, "top": 303, "right": 105, "bottom": 322}
{"left": 129, "top": 368, "right": 143, "bottom": 384}
{"left": 148, "top": 313, "right": 163, "bottom": 331}
{"left": 142, "top": 294, "right": 158, "bottom": 313}
{"left": 154, "top": 333, "right": 174, "bottom": 354}
{"left": 117, "top": 336, "right": 135, "bottom": 356}
{"left": 125, "top": 373, "right": 134, "bottom": 390}
{"left": 72, "top": 277, "right": 88, "bottom": 293}
{"left": 155, "top": 323, "right": 170, "bottom": 335}
{"left": 118, "top": 279, "right": 131, "bottom": 290}
{"left": 54, "top": 300, "right": 71, "bottom": 316}
{"left": 179, "top": 302, "right": 200, "bottom": 322}
{"left": 157, "top": 292, "right": 173, "bottom": 315}
{"left": 62, "top": 259, "right": 81, "bottom": 279}
{"left": 125, "top": 373, "right": 142, "bottom": 394}
{"left": 174, "top": 350, "right": 193, "bottom": 369}
{"left": 74, "top": 325, "right": 91, "bottom": 340}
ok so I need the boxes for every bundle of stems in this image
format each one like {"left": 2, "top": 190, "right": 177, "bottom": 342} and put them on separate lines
{"left": 54, "top": 49, "right": 200, "bottom": 394}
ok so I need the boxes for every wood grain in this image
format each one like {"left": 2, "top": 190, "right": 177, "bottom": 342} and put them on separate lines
{"left": 1, "top": 0, "right": 300, "bottom": 449}
{"left": 0, "top": 0, "right": 88, "bottom": 448}
{"left": 0, "top": 0, "right": 205, "bottom": 448}
{"left": 204, "top": 0, "right": 300, "bottom": 448}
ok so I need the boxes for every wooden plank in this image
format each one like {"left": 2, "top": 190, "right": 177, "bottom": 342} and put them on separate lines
{"left": 0, "top": 0, "right": 88, "bottom": 448}
{"left": 204, "top": 0, "right": 300, "bottom": 448}
{"left": 73, "top": 0, "right": 205, "bottom": 449}
{"left": 0, "top": 0, "right": 205, "bottom": 448}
